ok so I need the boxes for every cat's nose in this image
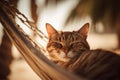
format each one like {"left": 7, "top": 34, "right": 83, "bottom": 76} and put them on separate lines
{"left": 63, "top": 50, "right": 69, "bottom": 54}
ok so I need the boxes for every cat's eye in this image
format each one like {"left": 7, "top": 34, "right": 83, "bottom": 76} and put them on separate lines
{"left": 51, "top": 42, "right": 62, "bottom": 49}
{"left": 70, "top": 42, "right": 82, "bottom": 48}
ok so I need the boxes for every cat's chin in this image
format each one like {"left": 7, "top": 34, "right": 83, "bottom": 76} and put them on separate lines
{"left": 50, "top": 57, "right": 70, "bottom": 62}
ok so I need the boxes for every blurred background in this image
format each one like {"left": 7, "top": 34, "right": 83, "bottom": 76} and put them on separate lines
{"left": 0, "top": 0, "right": 120, "bottom": 80}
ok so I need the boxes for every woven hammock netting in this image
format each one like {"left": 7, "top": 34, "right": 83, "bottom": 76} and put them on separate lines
{"left": 0, "top": 1, "right": 87, "bottom": 80}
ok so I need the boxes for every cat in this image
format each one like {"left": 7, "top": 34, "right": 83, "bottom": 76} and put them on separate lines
{"left": 46, "top": 23, "right": 120, "bottom": 80}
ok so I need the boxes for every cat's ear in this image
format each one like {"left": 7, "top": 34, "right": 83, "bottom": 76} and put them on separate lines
{"left": 46, "top": 23, "right": 58, "bottom": 38}
{"left": 78, "top": 23, "right": 89, "bottom": 38}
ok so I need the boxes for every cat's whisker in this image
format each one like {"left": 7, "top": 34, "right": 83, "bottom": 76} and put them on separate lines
{"left": 67, "top": 51, "right": 75, "bottom": 58}
{"left": 59, "top": 51, "right": 66, "bottom": 58}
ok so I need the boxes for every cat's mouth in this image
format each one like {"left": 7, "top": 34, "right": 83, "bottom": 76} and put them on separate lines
{"left": 50, "top": 55, "right": 71, "bottom": 62}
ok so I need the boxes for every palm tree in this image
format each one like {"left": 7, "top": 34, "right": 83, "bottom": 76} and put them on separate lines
{"left": 0, "top": 0, "right": 18, "bottom": 80}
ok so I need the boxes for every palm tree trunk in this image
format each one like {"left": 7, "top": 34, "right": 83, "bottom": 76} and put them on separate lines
{"left": 115, "top": 15, "right": 120, "bottom": 48}
{"left": 0, "top": 30, "right": 13, "bottom": 80}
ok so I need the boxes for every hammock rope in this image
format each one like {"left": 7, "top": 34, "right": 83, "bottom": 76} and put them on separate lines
{"left": 0, "top": 1, "right": 87, "bottom": 80}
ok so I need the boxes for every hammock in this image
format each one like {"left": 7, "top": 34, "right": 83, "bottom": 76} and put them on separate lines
{"left": 0, "top": 1, "right": 86, "bottom": 80}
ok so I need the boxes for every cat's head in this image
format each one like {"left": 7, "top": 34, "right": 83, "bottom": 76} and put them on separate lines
{"left": 46, "top": 23, "right": 90, "bottom": 62}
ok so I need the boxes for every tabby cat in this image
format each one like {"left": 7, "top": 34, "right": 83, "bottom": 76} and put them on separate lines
{"left": 46, "top": 23, "right": 120, "bottom": 80}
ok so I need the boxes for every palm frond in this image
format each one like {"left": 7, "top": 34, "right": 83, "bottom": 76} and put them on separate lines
{"left": 66, "top": 0, "right": 120, "bottom": 27}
